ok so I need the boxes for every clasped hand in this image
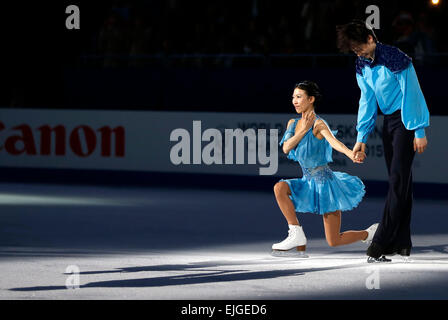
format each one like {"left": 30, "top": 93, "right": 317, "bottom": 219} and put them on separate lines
{"left": 352, "top": 137, "right": 428, "bottom": 164}
{"left": 352, "top": 142, "right": 366, "bottom": 164}
{"left": 296, "top": 112, "right": 316, "bottom": 134}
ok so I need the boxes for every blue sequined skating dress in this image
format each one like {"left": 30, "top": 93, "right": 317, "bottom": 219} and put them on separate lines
{"left": 279, "top": 115, "right": 365, "bottom": 215}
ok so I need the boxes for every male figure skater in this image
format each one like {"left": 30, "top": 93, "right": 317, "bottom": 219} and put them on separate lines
{"left": 336, "top": 20, "right": 430, "bottom": 262}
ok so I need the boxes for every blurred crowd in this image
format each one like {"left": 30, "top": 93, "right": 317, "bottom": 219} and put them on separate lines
{"left": 2, "top": 1, "right": 446, "bottom": 110}
{"left": 89, "top": 0, "right": 446, "bottom": 66}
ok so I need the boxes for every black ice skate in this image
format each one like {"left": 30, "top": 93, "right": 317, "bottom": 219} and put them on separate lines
{"left": 367, "top": 255, "right": 392, "bottom": 263}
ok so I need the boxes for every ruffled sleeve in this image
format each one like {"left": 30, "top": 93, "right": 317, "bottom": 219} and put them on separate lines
{"left": 395, "top": 63, "right": 430, "bottom": 138}
{"left": 355, "top": 73, "right": 378, "bottom": 143}
{"left": 279, "top": 120, "right": 296, "bottom": 146}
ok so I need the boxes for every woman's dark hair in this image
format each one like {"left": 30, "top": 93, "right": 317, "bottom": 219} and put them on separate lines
{"left": 336, "top": 19, "right": 378, "bottom": 53}
{"left": 295, "top": 81, "right": 322, "bottom": 107}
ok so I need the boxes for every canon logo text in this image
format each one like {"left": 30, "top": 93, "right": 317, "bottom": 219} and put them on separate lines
{"left": 0, "top": 122, "right": 125, "bottom": 157}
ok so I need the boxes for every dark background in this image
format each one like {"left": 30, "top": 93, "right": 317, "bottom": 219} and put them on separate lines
{"left": 0, "top": 0, "right": 446, "bottom": 114}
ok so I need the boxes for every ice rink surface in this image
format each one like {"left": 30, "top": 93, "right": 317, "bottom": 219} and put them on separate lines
{"left": 1, "top": 182, "right": 447, "bottom": 300}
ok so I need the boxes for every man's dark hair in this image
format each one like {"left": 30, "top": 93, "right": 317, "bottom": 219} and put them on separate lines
{"left": 336, "top": 20, "right": 378, "bottom": 53}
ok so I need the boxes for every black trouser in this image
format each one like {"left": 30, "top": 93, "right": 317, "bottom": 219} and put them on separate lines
{"left": 371, "top": 109, "right": 416, "bottom": 254}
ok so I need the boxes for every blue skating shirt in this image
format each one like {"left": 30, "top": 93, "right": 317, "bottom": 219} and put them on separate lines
{"left": 355, "top": 42, "right": 430, "bottom": 143}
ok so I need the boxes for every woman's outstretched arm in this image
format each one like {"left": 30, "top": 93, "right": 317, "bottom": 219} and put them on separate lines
{"left": 315, "top": 119, "right": 359, "bottom": 161}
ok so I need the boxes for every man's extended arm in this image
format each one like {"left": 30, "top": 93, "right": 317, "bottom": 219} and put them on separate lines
{"left": 354, "top": 73, "right": 378, "bottom": 162}
{"left": 396, "top": 63, "right": 430, "bottom": 139}
{"left": 355, "top": 73, "right": 378, "bottom": 144}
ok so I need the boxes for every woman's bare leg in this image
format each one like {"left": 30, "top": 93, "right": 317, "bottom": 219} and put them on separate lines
{"left": 273, "top": 181, "right": 299, "bottom": 226}
{"left": 323, "top": 211, "right": 368, "bottom": 247}
{"left": 273, "top": 181, "right": 306, "bottom": 252}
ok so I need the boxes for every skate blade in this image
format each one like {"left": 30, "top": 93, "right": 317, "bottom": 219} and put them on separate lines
{"left": 367, "top": 255, "right": 392, "bottom": 263}
{"left": 271, "top": 249, "right": 309, "bottom": 258}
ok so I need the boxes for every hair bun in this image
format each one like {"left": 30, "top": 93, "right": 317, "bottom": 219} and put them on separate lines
{"left": 295, "top": 80, "right": 323, "bottom": 106}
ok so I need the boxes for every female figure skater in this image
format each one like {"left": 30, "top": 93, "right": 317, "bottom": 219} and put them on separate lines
{"left": 272, "top": 81, "right": 378, "bottom": 257}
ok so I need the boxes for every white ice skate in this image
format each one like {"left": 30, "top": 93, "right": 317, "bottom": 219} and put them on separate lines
{"left": 362, "top": 223, "right": 379, "bottom": 244}
{"left": 271, "top": 225, "right": 308, "bottom": 258}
